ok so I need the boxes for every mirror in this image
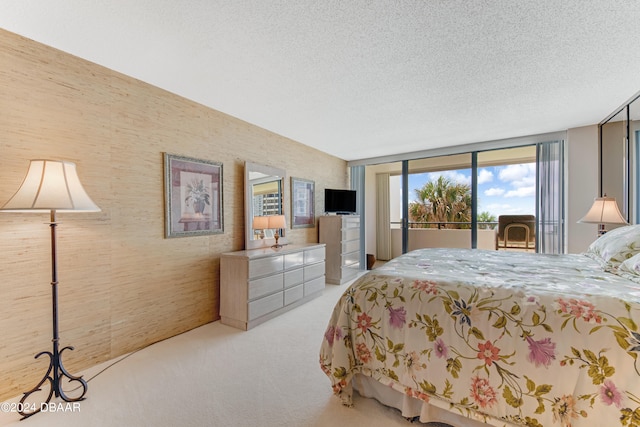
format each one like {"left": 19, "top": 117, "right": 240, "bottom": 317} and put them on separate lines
{"left": 245, "top": 161, "right": 286, "bottom": 249}
{"left": 601, "top": 107, "right": 627, "bottom": 218}
{"left": 600, "top": 92, "right": 640, "bottom": 224}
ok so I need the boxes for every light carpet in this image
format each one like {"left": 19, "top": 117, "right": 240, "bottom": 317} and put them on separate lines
{"left": 1, "top": 279, "right": 460, "bottom": 427}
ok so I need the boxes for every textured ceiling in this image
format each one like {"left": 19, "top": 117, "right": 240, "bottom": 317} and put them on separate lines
{"left": 1, "top": 1, "right": 640, "bottom": 161}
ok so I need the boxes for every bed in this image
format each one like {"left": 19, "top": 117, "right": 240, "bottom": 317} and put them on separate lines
{"left": 319, "top": 225, "right": 640, "bottom": 427}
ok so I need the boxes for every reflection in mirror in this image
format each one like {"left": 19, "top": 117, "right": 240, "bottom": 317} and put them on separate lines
{"left": 601, "top": 107, "right": 627, "bottom": 219}
{"left": 245, "top": 162, "right": 286, "bottom": 249}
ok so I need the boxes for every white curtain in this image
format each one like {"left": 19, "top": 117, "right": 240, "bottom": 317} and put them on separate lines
{"left": 376, "top": 173, "right": 392, "bottom": 260}
{"left": 536, "top": 140, "right": 565, "bottom": 254}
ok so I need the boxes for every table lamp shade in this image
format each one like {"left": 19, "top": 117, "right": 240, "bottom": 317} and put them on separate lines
{"left": 267, "top": 214, "right": 286, "bottom": 229}
{"left": 578, "top": 196, "right": 627, "bottom": 225}
{"left": 0, "top": 160, "right": 100, "bottom": 213}
{"left": 252, "top": 216, "right": 269, "bottom": 230}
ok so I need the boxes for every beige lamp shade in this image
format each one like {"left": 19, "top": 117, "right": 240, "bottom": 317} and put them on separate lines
{"left": 0, "top": 159, "right": 100, "bottom": 213}
{"left": 252, "top": 216, "right": 269, "bottom": 230}
{"left": 578, "top": 196, "right": 627, "bottom": 225}
{"left": 267, "top": 214, "right": 286, "bottom": 230}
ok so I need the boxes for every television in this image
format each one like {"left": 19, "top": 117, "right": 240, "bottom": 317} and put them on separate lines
{"left": 324, "top": 189, "right": 357, "bottom": 214}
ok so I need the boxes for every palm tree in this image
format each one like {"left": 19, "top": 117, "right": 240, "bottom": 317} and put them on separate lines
{"left": 477, "top": 211, "right": 497, "bottom": 230}
{"left": 409, "top": 176, "right": 472, "bottom": 229}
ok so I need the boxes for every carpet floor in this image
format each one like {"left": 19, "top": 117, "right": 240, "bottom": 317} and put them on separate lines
{"left": 1, "top": 279, "right": 461, "bottom": 427}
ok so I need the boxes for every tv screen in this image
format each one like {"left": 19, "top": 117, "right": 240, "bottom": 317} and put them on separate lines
{"left": 325, "top": 189, "right": 357, "bottom": 214}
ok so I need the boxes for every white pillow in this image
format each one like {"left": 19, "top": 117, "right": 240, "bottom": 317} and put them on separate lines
{"left": 584, "top": 224, "right": 640, "bottom": 268}
{"left": 617, "top": 252, "right": 640, "bottom": 282}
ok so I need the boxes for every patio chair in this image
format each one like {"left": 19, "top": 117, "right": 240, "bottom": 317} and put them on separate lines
{"left": 495, "top": 215, "right": 536, "bottom": 251}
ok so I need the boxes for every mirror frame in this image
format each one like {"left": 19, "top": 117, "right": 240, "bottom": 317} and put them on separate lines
{"left": 599, "top": 91, "right": 640, "bottom": 222}
{"left": 245, "top": 161, "right": 287, "bottom": 250}
{"left": 600, "top": 108, "right": 628, "bottom": 218}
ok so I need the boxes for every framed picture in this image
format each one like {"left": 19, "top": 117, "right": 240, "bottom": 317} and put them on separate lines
{"left": 164, "top": 153, "right": 223, "bottom": 238}
{"left": 291, "top": 177, "right": 315, "bottom": 228}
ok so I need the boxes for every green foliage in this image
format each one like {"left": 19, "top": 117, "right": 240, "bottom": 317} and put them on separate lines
{"left": 561, "top": 347, "right": 615, "bottom": 385}
{"left": 447, "top": 357, "right": 462, "bottom": 378}
{"left": 620, "top": 406, "right": 640, "bottom": 426}
{"left": 503, "top": 385, "right": 524, "bottom": 408}
{"left": 408, "top": 176, "right": 472, "bottom": 229}
{"left": 477, "top": 211, "right": 497, "bottom": 229}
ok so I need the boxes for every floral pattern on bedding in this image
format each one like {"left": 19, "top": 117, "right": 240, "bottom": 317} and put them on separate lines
{"left": 319, "top": 248, "right": 640, "bottom": 427}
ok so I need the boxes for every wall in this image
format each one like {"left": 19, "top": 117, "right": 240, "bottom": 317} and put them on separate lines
{"left": 0, "top": 30, "right": 348, "bottom": 400}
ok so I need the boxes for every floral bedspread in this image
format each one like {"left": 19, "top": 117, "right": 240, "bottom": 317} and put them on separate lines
{"left": 319, "top": 248, "right": 640, "bottom": 427}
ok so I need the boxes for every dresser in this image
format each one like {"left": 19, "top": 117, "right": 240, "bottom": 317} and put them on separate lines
{"left": 318, "top": 215, "right": 361, "bottom": 285}
{"left": 220, "top": 243, "right": 326, "bottom": 330}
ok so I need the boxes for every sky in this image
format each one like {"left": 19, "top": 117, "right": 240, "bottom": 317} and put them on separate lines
{"left": 406, "top": 163, "right": 536, "bottom": 219}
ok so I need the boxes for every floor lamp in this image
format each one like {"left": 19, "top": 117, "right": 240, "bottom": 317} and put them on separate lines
{"left": 0, "top": 159, "right": 100, "bottom": 419}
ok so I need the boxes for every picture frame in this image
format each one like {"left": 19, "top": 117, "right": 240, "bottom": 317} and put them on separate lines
{"left": 164, "top": 153, "right": 223, "bottom": 238}
{"left": 290, "top": 177, "right": 315, "bottom": 228}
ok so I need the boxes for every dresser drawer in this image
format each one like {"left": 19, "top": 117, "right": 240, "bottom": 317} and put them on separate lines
{"left": 304, "top": 262, "right": 325, "bottom": 281}
{"left": 304, "top": 246, "right": 325, "bottom": 264}
{"left": 342, "top": 239, "right": 360, "bottom": 254}
{"left": 249, "top": 273, "right": 283, "bottom": 300}
{"left": 284, "top": 268, "right": 304, "bottom": 288}
{"left": 249, "top": 292, "right": 283, "bottom": 320}
{"left": 341, "top": 266, "right": 359, "bottom": 282}
{"left": 341, "top": 227, "right": 359, "bottom": 241}
{"left": 284, "top": 284, "right": 304, "bottom": 305}
{"left": 343, "top": 216, "right": 360, "bottom": 228}
{"left": 304, "top": 276, "right": 325, "bottom": 296}
{"left": 342, "top": 251, "right": 359, "bottom": 267}
{"left": 249, "top": 255, "right": 284, "bottom": 278}
{"left": 284, "top": 252, "right": 304, "bottom": 270}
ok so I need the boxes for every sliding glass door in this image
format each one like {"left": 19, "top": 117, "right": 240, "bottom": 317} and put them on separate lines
{"left": 368, "top": 139, "right": 565, "bottom": 260}
{"left": 406, "top": 154, "right": 473, "bottom": 251}
{"left": 476, "top": 146, "right": 537, "bottom": 252}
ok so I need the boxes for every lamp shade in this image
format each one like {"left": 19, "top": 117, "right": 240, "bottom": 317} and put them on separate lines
{"left": 578, "top": 196, "right": 627, "bottom": 225}
{"left": 267, "top": 214, "right": 286, "bottom": 229}
{"left": 252, "top": 216, "right": 269, "bottom": 230}
{"left": 0, "top": 160, "right": 100, "bottom": 213}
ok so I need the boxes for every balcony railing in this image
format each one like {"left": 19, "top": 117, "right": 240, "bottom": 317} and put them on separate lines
{"left": 391, "top": 221, "right": 498, "bottom": 230}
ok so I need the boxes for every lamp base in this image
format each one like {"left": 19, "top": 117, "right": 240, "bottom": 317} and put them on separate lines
{"left": 271, "top": 232, "right": 284, "bottom": 248}
{"left": 18, "top": 344, "right": 87, "bottom": 419}
{"left": 18, "top": 213, "right": 87, "bottom": 419}
{"left": 598, "top": 223, "right": 607, "bottom": 237}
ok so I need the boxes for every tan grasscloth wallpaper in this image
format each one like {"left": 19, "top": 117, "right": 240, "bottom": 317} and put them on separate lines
{"left": 0, "top": 29, "right": 348, "bottom": 400}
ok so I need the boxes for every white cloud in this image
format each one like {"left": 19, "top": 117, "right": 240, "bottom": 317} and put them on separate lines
{"left": 485, "top": 203, "right": 513, "bottom": 211}
{"left": 499, "top": 164, "right": 536, "bottom": 184}
{"left": 505, "top": 186, "right": 536, "bottom": 198}
{"left": 427, "top": 171, "right": 470, "bottom": 186}
{"left": 484, "top": 187, "right": 505, "bottom": 196}
{"left": 485, "top": 203, "right": 532, "bottom": 215}
{"left": 478, "top": 169, "right": 493, "bottom": 184}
